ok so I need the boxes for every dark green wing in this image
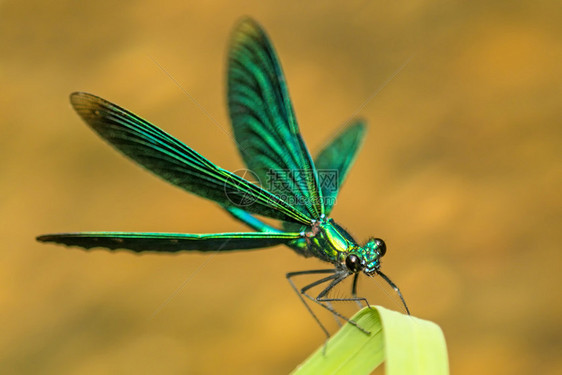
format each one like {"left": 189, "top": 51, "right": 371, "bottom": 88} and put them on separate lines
{"left": 70, "top": 92, "right": 311, "bottom": 225}
{"left": 314, "top": 119, "right": 366, "bottom": 215}
{"left": 36, "top": 231, "right": 302, "bottom": 253}
{"left": 282, "top": 119, "right": 366, "bottom": 231}
{"left": 228, "top": 18, "right": 323, "bottom": 219}
{"left": 226, "top": 120, "right": 366, "bottom": 231}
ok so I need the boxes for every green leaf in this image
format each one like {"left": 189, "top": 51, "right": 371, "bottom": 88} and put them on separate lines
{"left": 290, "top": 306, "right": 449, "bottom": 375}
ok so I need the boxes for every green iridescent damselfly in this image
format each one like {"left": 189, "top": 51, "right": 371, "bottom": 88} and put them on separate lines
{"left": 37, "top": 18, "right": 409, "bottom": 337}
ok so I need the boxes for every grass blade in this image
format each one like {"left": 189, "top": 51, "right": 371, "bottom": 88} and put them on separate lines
{"left": 291, "top": 306, "right": 448, "bottom": 375}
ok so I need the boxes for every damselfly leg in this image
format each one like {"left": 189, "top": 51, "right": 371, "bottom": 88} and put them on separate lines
{"left": 286, "top": 269, "right": 371, "bottom": 337}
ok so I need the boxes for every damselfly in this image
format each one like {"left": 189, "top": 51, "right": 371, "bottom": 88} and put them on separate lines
{"left": 37, "top": 18, "right": 409, "bottom": 336}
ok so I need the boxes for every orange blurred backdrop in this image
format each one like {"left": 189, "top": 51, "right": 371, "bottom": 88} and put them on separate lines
{"left": 1, "top": 1, "right": 560, "bottom": 374}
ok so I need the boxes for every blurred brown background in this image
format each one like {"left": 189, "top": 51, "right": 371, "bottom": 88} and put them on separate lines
{"left": 1, "top": 1, "right": 560, "bottom": 374}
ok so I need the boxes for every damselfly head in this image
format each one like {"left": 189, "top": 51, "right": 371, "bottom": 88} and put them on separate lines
{"left": 343, "top": 237, "right": 386, "bottom": 275}
{"left": 361, "top": 237, "right": 386, "bottom": 275}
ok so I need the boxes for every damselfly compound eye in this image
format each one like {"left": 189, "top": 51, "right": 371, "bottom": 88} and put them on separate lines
{"left": 345, "top": 254, "right": 364, "bottom": 272}
{"left": 373, "top": 238, "right": 386, "bottom": 257}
